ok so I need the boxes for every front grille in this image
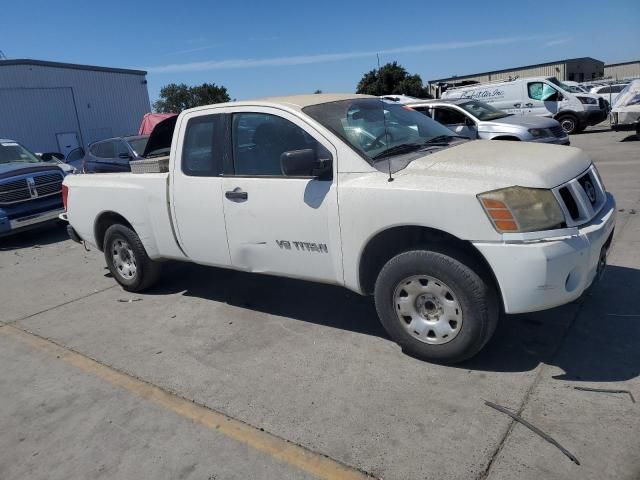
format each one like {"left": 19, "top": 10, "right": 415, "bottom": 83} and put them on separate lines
{"left": 0, "top": 179, "right": 30, "bottom": 204}
{"left": 553, "top": 166, "right": 606, "bottom": 227}
{"left": 550, "top": 125, "right": 565, "bottom": 138}
{"left": 0, "top": 170, "right": 64, "bottom": 205}
{"left": 559, "top": 187, "right": 579, "bottom": 219}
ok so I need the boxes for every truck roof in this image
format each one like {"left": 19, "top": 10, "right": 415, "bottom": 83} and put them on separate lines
{"left": 186, "top": 93, "right": 375, "bottom": 114}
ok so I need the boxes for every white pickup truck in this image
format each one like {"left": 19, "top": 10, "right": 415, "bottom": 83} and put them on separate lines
{"left": 63, "top": 94, "right": 616, "bottom": 364}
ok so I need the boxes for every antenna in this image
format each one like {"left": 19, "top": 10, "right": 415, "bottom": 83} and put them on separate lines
{"left": 376, "top": 53, "right": 394, "bottom": 182}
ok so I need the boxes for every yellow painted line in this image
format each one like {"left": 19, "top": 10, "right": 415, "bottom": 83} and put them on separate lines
{"left": 2, "top": 325, "right": 373, "bottom": 480}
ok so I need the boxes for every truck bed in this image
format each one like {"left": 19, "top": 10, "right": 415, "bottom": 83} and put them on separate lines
{"left": 64, "top": 172, "right": 185, "bottom": 260}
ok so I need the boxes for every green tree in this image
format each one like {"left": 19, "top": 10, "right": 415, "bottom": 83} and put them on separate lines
{"left": 153, "top": 82, "right": 231, "bottom": 113}
{"left": 356, "top": 62, "right": 430, "bottom": 98}
{"left": 313, "top": 89, "right": 323, "bottom": 94}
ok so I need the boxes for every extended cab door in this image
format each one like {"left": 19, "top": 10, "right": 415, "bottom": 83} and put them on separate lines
{"left": 170, "top": 112, "right": 231, "bottom": 266}
{"left": 220, "top": 107, "right": 342, "bottom": 284}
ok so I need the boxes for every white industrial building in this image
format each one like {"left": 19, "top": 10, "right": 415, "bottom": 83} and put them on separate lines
{"left": 0, "top": 59, "right": 150, "bottom": 156}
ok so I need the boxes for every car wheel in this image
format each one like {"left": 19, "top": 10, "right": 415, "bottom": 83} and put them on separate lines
{"left": 103, "top": 224, "right": 161, "bottom": 292}
{"left": 374, "top": 249, "right": 499, "bottom": 364}
{"left": 557, "top": 114, "right": 579, "bottom": 135}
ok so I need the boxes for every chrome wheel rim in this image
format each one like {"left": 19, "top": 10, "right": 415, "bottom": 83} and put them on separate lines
{"left": 560, "top": 118, "right": 575, "bottom": 133}
{"left": 111, "top": 238, "right": 137, "bottom": 280}
{"left": 393, "top": 275, "right": 463, "bottom": 345}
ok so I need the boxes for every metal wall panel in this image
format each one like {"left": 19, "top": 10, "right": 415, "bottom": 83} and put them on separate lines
{"left": 0, "top": 63, "right": 150, "bottom": 152}
{"left": 604, "top": 62, "right": 640, "bottom": 80}
{"left": 0, "top": 87, "right": 79, "bottom": 152}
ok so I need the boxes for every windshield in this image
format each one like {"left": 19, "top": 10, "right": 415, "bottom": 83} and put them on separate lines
{"left": 547, "top": 77, "right": 572, "bottom": 93}
{"left": 127, "top": 137, "right": 149, "bottom": 156}
{"left": 457, "top": 100, "right": 510, "bottom": 120}
{"left": 303, "top": 99, "right": 459, "bottom": 164}
{"left": 0, "top": 141, "right": 43, "bottom": 164}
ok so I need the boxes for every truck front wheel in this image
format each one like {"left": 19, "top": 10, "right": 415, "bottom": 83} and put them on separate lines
{"left": 374, "top": 250, "right": 498, "bottom": 364}
{"left": 103, "top": 224, "right": 161, "bottom": 292}
{"left": 556, "top": 114, "right": 579, "bottom": 135}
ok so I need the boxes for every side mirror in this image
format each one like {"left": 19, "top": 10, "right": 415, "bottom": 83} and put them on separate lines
{"left": 280, "top": 148, "right": 332, "bottom": 178}
{"left": 465, "top": 117, "right": 476, "bottom": 127}
{"left": 118, "top": 152, "right": 132, "bottom": 159}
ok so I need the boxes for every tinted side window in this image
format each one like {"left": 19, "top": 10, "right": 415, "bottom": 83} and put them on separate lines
{"left": 610, "top": 85, "right": 625, "bottom": 93}
{"left": 433, "top": 107, "right": 467, "bottom": 125}
{"left": 597, "top": 86, "right": 611, "bottom": 94}
{"left": 93, "top": 141, "right": 115, "bottom": 158}
{"left": 114, "top": 140, "right": 129, "bottom": 158}
{"left": 232, "top": 113, "right": 319, "bottom": 176}
{"left": 182, "top": 115, "right": 223, "bottom": 176}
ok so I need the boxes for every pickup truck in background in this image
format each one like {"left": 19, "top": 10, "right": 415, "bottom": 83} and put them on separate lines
{"left": 0, "top": 139, "right": 68, "bottom": 237}
{"left": 62, "top": 94, "right": 616, "bottom": 364}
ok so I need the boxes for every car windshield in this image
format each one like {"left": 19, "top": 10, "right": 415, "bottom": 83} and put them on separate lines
{"left": 547, "top": 77, "right": 573, "bottom": 93}
{"left": 0, "top": 141, "right": 43, "bottom": 164}
{"left": 127, "top": 137, "right": 149, "bottom": 156}
{"left": 457, "top": 100, "right": 511, "bottom": 121}
{"left": 303, "top": 99, "right": 459, "bottom": 164}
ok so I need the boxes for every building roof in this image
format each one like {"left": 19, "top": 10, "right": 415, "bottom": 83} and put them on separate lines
{"left": 605, "top": 60, "right": 640, "bottom": 67}
{"left": 428, "top": 57, "right": 603, "bottom": 84}
{"left": 0, "top": 58, "right": 146, "bottom": 76}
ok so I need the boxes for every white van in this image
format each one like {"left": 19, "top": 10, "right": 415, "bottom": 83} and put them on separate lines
{"left": 441, "top": 77, "right": 607, "bottom": 134}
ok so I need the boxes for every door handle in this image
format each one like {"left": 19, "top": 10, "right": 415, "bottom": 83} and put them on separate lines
{"left": 524, "top": 103, "right": 534, "bottom": 107}
{"left": 225, "top": 189, "right": 248, "bottom": 200}
{"left": 513, "top": 103, "right": 521, "bottom": 108}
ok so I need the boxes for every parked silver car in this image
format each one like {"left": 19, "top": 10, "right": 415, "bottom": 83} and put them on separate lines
{"left": 404, "top": 98, "right": 570, "bottom": 145}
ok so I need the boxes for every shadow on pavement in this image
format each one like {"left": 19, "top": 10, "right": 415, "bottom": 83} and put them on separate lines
{"left": 620, "top": 134, "right": 638, "bottom": 142}
{"left": 146, "top": 262, "right": 640, "bottom": 382}
{"left": 0, "top": 222, "right": 69, "bottom": 251}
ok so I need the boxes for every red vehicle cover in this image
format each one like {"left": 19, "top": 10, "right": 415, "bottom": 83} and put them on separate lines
{"left": 138, "top": 113, "right": 177, "bottom": 135}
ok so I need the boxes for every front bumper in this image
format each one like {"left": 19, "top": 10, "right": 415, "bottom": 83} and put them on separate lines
{"left": 530, "top": 136, "right": 570, "bottom": 146}
{"left": 473, "top": 193, "right": 616, "bottom": 314}
{"left": 578, "top": 108, "right": 608, "bottom": 127}
{"left": 0, "top": 207, "right": 66, "bottom": 237}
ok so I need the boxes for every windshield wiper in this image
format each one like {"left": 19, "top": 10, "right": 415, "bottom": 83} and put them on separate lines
{"left": 371, "top": 142, "right": 423, "bottom": 160}
{"left": 423, "top": 135, "right": 468, "bottom": 144}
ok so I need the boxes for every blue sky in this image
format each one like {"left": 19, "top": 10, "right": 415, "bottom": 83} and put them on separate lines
{"left": 2, "top": 0, "right": 639, "bottom": 103}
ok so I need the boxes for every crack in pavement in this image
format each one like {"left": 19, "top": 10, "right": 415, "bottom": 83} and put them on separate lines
{"left": 6, "top": 285, "right": 118, "bottom": 325}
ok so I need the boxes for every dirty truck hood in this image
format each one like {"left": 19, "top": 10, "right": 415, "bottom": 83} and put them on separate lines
{"left": 400, "top": 140, "right": 591, "bottom": 189}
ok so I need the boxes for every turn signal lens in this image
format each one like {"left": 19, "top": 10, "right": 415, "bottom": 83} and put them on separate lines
{"left": 479, "top": 198, "right": 519, "bottom": 232}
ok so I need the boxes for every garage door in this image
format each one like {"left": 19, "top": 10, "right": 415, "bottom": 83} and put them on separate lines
{"left": 0, "top": 87, "right": 81, "bottom": 153}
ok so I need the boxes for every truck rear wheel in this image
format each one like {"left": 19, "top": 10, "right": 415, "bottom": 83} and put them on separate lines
{"left": 103, "top": 224, "right": 161, "bottom": 292}
{"left": 374, "top": 250, "right": 498, "bottom": 364}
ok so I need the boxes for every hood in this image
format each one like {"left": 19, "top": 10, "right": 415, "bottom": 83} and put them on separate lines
{"left": 143, "top": 115, "right": 178, "bottom": 157}
{"left": 0, "top": 162, "right": 64, "bottom": 179}
{"left": 480, "top": 114, "right": 559, "bottom": 130}
{"left": 398, "top": 140, "right": 591, "bottom": 189}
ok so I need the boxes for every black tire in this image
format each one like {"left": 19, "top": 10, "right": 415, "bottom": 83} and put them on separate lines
{"left": 374, "top": 250, "right": 498, "bottom": 364}
{"left": 103, "top": 224, "right": 161, "bottom": 292}
{"left": 557, "top": 114, "right": 579, "bottom": 135}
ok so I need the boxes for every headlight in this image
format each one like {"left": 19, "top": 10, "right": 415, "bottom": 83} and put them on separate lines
{"left": 478, "top": 186, "right": 565, "bottom": 233}
{"left": 577, "top": 96, "right": 597, "bottom": 105}
{"left": 528, "top": 128, "right": 551, "bottom": 138}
